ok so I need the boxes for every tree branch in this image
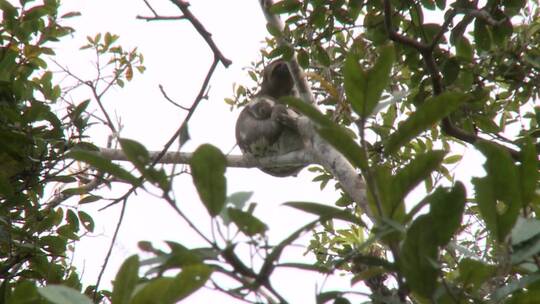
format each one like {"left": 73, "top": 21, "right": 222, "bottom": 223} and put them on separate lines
{"left": 98, "top": 147, "right": 312, "bottom": 169}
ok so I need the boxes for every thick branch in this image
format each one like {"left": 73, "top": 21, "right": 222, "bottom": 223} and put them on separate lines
{"left": 98, "top": 147, "right": 313, "bottom": 168}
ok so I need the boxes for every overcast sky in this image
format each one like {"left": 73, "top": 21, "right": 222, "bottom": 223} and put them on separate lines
{"left": 52, "top": 1, "right": 486, "bottom": 303}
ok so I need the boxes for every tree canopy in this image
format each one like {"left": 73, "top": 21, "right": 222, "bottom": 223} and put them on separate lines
{"left": 1, "top": 0, "right": 540, "bottom": 303}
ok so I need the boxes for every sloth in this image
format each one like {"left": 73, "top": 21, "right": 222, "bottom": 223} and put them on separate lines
{"left": 235, "top": 60, "right": 305, "bottom": 177}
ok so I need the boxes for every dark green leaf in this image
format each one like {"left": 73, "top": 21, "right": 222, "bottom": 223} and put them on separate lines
{"left": 455, "top": 37, "right": 473, "bottom": 62}
{"left": 474, "top": 140, "right": 521, "bottom": 241}
{"left": 442, "top": 57, "right": 460, "bottom": 86}
{"left": 227, "top": 208, "right": 268, "bottom": 236}
{"left": 78, "top": 211, "right": 94, "bottom": 232}
{"left": 400, "top": 183, "right": 465, "bottom": 297}
{"left": 112, "top": 255, "right": 140, "bottom": 304}
{"left": 344, "top": 49, "right": 374, "bottom": 117}
{"left": 400, "top": 215, "right": 439, "bottom": 298}
{"left": 284, "top": 202, "right": 364, "bottom": 226}
{"left": 385, "top": 91, "right": 471, "bottom": 154}
{"left": 429, "top": 182, "right": 466, "bottom": 246}
{"left": 393, "top": 150, "right": 446, "bottom": 216}
{"left": 474, "top": 19, "right": 492, "bottom": 51}
{"left": 519, "top": 136, "right": 537, "bottom": 204}
{"left": 315, "top": 44, "right": 331, "bottom": 66}
{"left": 190, "top": 144, "right": 226, "bottom": 217}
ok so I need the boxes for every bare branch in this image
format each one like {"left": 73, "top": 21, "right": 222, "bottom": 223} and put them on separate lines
{"left": 159, "top": 84, "right": 190, "bottom": 110}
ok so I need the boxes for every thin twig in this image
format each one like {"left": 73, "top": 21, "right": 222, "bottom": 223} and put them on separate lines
{"left": 93, "top": 197, "right": 129, "bottom": 302}
{"left": 158, "top": 84, "right": 190, "bottom": 110}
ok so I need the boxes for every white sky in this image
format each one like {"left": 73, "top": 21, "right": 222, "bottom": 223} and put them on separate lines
{"left": 50, "top": 1, "right": 486, "bottom": 303}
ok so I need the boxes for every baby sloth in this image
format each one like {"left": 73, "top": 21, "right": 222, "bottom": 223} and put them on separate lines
{"left": 235, "top": 60, "right": 305, "bottom": 177}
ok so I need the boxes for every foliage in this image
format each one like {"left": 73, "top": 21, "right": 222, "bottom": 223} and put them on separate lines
{"left": 2, "top": 0, "right": 540, "bottom": 304}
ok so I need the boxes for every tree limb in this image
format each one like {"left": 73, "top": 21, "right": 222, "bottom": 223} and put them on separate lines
{"left": 98, "top": 147, "right": 313, "bottom": 168}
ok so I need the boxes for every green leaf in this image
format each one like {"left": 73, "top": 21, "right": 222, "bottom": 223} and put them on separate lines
{"left": 474, "top": 19, "right": 492, "bottom": 51}
{"left": 455, "top": 37, "right": 473, "bottom": 62}
{"left": 519, "top": 137, "right": 538, "bottom": 204}
{"left": 457, "top": 258, "right": 496, "bottom": 289}
{"left": 429, "top": 182, "right": 466, "bottom": 246}
{"left": 474, "top": 140, "right": 521, "bottom": 241}
{"left": 227, "top": 208, "right": 268, "bottom": 236}
{"left": 162, "top": 264, "right": 212, "bottom": 303}
{"left": 400, "top": 215, "right": 438, "bottom": 298}
{"left": 112, "top": 255, "right": 139, "bottom": 304}
{"left": 68, "top": 149, "right": 140, "bottom": 186}
{"left": 344, "top": 44, "right": 394, "bottom": 118}
{"left": 284, "top": 202, "right": 365, "bottom": 226}
{"left": 385, "top": 91, "right": 471, "bottom": 154}
{"left": 131, "top": 278, "right": 174, "bottom": 304}
{"left": 393, "top": 150, "right": 446, "bottom": 216}
{"left": 400, "top": 183, "right": 466, "bottom": 298}
{"left": 119, "top": 138, "right": 150, "bottom": 173}
{"left": 442, "top": 57, "right": 460, "bottom": 85}
{"left": 38, "top": 285, "right": 92, "bottom": 304}
{"left": 78, "top": 211, "right": 94, "bottom": 232}
{"left": 269, "top": 0, "right": 301, "bottom": 14}
{"left": 190, "top": 144, "right": 226, "bottom": 217}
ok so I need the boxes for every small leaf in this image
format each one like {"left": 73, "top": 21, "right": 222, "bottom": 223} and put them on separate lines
{"left": 284, "top": 202, "right": 365, "bottom": 226}
{"left": 228, "top": 208, "right": 268, "bottom": 236}
{"left": 38, "top": 285, "right": 93, "bottom": 304}
{"left": 190, "top": 144, "right": 226, "bottom": 217}
{"left": 226, "top": 191, "right": 253, "bottom": 208}
{"left": 112, "top": 255, "right": 140, "bottom": 304}
{"left": 385, "top": 91, "right": 471, "bottom": 154}
{"left": 269, "top": 0, "right": 301, "bottom": 14}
